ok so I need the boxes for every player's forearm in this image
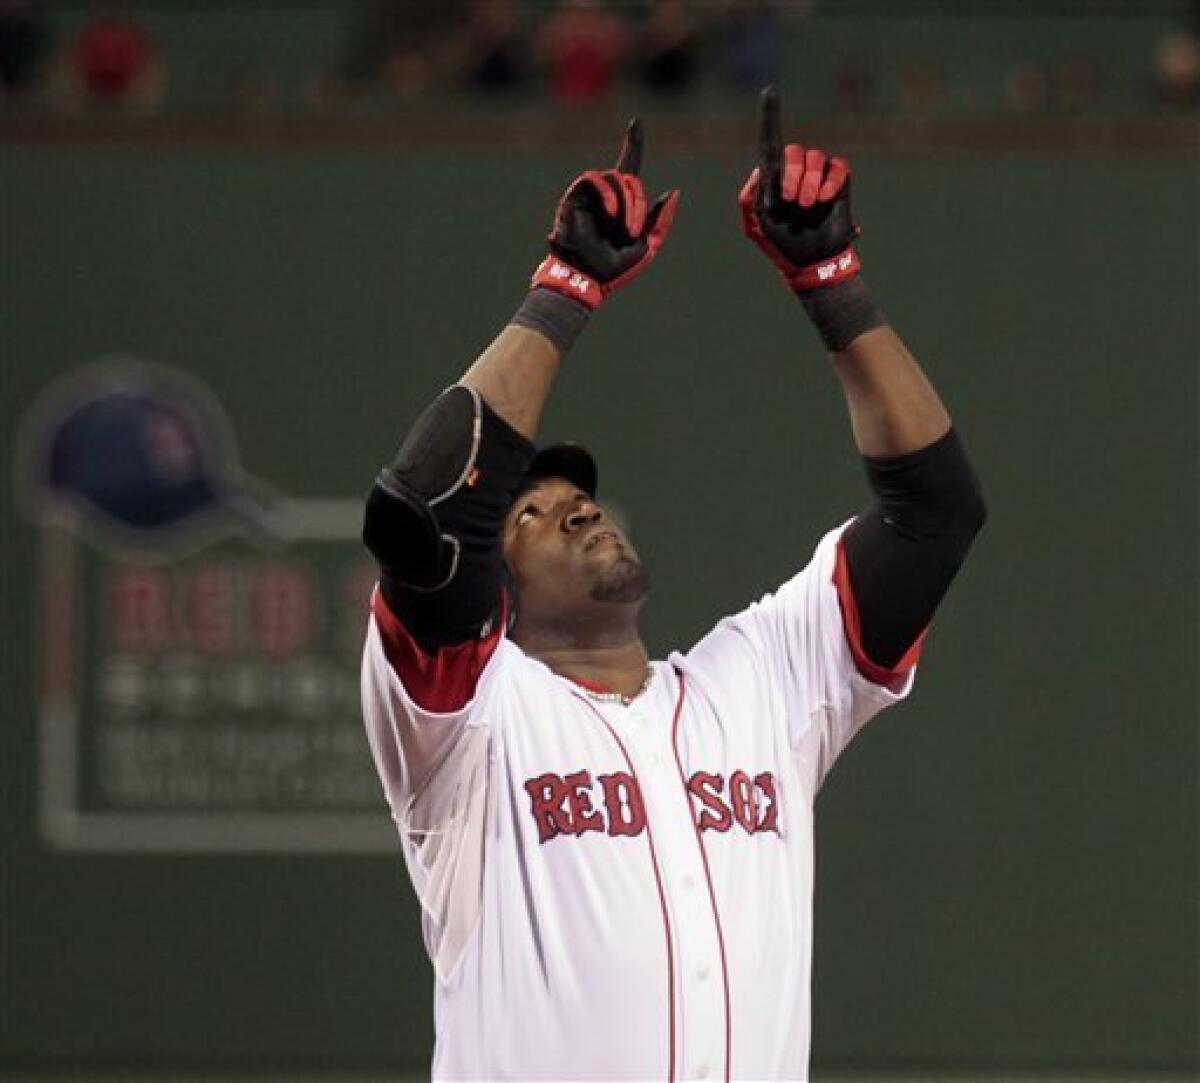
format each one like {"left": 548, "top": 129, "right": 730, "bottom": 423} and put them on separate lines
{"left": 459, "top": 290, "right": 591, "bottom": 440}
{"left": 830, "top": 323, "right": 951, "bottom": 458}
{"left": 458, "top": 325, "right": 563, "bottom": 441}
{"left": 795, "top": 276, "right": 950, "bottom": 458}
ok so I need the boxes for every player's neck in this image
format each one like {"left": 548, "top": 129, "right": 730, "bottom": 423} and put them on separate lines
{"left": 527, "top": 638, "right": 651, "bottom": 699}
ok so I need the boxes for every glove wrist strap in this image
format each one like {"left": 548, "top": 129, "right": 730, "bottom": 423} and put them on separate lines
{"left": 531, "top": 255, "right": 605, "bottom": 311}
{"left": 785, "top": 246, "right": 862, "bottom": 292}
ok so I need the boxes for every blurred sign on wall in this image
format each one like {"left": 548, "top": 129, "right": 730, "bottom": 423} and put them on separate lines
{"left": 16, "top": 357, "right": 390, "bottom": 853}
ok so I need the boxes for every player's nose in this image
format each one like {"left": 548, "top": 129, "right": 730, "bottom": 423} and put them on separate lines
{"left": 563, "top": 501, "right": 603, "bottom": 533}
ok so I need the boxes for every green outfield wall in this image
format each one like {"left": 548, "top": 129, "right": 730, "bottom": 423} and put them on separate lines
{"left": 1, "top": 142, "right": 1195, "bottom": 1074}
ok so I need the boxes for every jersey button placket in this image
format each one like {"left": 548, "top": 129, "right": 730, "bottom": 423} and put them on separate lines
{"left": 628, "top": 702, "right": 726, "bottom": 1083}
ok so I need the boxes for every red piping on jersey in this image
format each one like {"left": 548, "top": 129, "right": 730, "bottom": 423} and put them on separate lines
{"left": 572, "top": 690, "right": 676, "bottom": 1083}
{"left": 370, "top": 585, "right": 504, "bottom": 713}
{"left": 832, "top": 537, "right": 926, "bottom": 687}
{"left": 670, "top": 669, "right": 733, "bottom": 1083}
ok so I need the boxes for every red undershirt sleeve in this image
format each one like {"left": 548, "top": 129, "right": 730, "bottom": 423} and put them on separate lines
{"left": 371, "top": 586, "right": 505, "bottom": 714}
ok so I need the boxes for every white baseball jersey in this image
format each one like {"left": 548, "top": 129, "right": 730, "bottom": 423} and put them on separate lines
{"left": 361, "top": 523, "right": 918, "bottom": 1081}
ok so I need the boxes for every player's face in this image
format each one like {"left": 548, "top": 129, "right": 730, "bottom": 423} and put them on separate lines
{"left": 502, "top": 477, "right": 649, "bottom": 629}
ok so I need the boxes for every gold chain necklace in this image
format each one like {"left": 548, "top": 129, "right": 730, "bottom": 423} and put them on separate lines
{"left": 579, "top": 668, "right": 654, "bottom": 707}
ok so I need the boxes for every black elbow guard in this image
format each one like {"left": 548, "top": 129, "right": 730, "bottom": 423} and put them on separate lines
{"left": 363, "top": 476, "right": 450, "bottom": 591}
{"left": 362, "top": 385, "right": 535, "bottom": 591}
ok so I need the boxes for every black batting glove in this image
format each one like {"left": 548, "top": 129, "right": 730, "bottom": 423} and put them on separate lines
{"left": 532, "top": 119, "right": 681, "bottom": 311}
{"left": 739, "top": 87, "right": 862, "bottom": 292}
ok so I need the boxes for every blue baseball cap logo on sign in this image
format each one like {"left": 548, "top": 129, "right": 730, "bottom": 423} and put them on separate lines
{"left": 22, "top": 357, "right": 276, "bottom": 550}
{"left": 49, "top": 392, "right": 222, "bottom": 529}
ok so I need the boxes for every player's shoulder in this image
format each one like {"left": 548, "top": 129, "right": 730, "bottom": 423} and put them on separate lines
{"left": 670, "top": 604, "right": 773, "bottom": 701}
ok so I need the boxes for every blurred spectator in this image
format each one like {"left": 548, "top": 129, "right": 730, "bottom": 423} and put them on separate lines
{"left": 536, "top": 0, "right": 628, "bottom": 107}
{"left": 320, "top": 0, "right": 466, "bottom": 106}
{"left": 456, "top": 0, "right": 529, "bottom": 93}
{"left": 636, "top": 0, "right": 699, "bottom": 97}
{"left": 53, "top": 8, "right": 164, "bottom": 112}
{"left": 0, "top": 0, "right": 49, "bottom": 99}
{"left": 1154, "top": 30, "right": 1200, "bottom": 107}
{"left": 720, "top": 0, "right": 783, "bottom": 95}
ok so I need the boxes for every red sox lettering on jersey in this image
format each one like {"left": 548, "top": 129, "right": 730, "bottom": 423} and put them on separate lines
{"left": 361, "top": 525, "right": 920, "bottom": 1082}
{"left": 524, "top": 768, "right": 781, "bottom": 843}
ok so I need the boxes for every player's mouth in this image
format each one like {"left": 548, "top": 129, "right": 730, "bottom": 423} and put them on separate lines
{"left": 584, "top": 528, "right": 620, "bottom": 551}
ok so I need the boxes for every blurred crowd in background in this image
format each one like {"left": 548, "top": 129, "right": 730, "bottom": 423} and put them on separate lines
{"left": 0, "top": 0, "right": 1198, "bottom": 118}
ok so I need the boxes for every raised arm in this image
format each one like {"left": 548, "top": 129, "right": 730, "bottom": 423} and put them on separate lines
{"left": 739, "top": 88, "right": 985, "bottom": 677}
{"left": 362, "top": 122, "right": 680, "bottom": 667}
{"left": 456, "top": 324, "right": 562, "bottom": 442}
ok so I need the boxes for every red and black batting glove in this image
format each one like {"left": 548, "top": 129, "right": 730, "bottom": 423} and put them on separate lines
{"left": 532, "top": 118, "right": 681, "bottom": 311}
{"left": 738, "top": 87, "right": 860, "bottom": 293}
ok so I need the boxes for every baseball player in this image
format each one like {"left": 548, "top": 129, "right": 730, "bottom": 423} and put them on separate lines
{"left": 361, "top": 89, "right": 985, "bottom": 1081}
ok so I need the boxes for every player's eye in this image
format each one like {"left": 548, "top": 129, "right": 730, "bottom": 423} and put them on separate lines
{"left": 515, "top": 504, "right": 540, "bottom": 527}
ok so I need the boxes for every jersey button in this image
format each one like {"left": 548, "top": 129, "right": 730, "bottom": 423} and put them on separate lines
{"left": 681, "top": 873, "right": 695, "bottom": 891}
{"left": 695, "top": 1064, "right": 711, "bottom": 1079}
{"left": 696, "top": 962, "right": 711, "bottom": 981}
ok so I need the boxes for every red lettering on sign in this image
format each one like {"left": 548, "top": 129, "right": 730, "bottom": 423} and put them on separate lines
{"left": 187, "top": 563, "right": 236, "bottom": 656}
{"left": 251, "top": 563, "right": 315, "bottom": 659}
{"left": 108, "top": 568, "right": 172, "bottom": 652}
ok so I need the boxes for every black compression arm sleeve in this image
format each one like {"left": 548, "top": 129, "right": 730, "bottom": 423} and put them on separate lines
{"left": 841, "top": 428, "right": 986, "bottom": 669}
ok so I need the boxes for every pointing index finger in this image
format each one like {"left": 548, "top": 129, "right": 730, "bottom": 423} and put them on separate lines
{"left": 616, "top": 117, "right": 643, "bottom": 175}
{"left": 758, "top": 85, "right": 782, "bottom": 202}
